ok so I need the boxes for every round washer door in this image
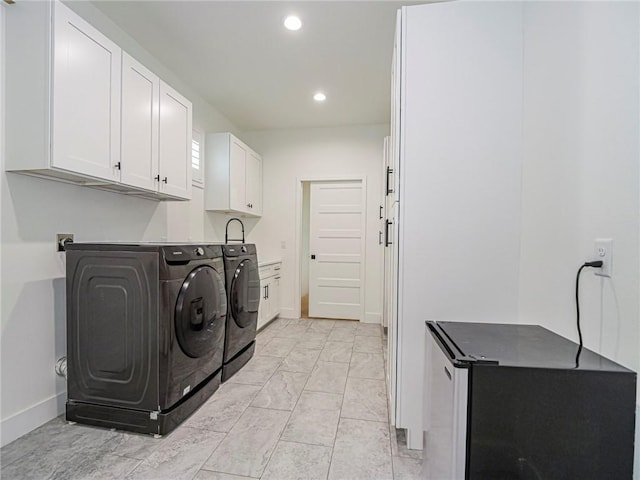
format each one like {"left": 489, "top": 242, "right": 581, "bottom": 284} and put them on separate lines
{"left": 230, "top": 259, "right": 260, "bottom": 328}
{"left": 175, "top": 265, "right": 227, "bottom": 358}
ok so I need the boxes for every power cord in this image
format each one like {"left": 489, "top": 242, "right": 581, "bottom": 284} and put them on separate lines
{"left": 575, "top": 260, "right": 603, "bottom": 366}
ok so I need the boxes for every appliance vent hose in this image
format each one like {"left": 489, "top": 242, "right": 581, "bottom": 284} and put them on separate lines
{"left": 55, "top": 356, "right": 67, "bottom": 379}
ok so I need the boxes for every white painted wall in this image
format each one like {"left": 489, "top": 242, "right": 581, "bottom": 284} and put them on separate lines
{"left": 0, "top": 2, "right": 239, "bottom": 447}
{"left": 518, "top": 3, "right": 639, "bottom": 476}
{"left": 242, "top": 125, "right": 388, "bottom": 321}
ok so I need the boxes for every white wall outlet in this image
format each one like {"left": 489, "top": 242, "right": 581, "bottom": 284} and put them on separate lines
{"left": 594, "top": 238, "right": 613, "bottom": 277}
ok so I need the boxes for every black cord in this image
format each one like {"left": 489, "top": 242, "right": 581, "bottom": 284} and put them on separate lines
{"left": 575, "top": 261, "right": 603, "bottom": 367}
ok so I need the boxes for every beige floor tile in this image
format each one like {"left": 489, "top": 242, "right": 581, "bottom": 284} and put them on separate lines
{"left": 305, "top": 361, "right": 349, "bottom": 394}
{"left": 261, "top": 441, "right": 332, "bottom": 480}
{"left": 349, "top": 352, "right": 385, "bottom": 380}
{"left": 203, "top": 407, "right": 289, "bottom": 478}
{"left": 341, "top": 377, "right": 388, "bottom": 422}
{"left": 251, "top": 370, "right": 309, "bottom": 410}
{"left": 328, "top": 418, "right": 392, "bottom": 480}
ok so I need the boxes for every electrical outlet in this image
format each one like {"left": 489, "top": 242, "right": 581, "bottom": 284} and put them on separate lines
{"left": 594, "top": 238, "right": 613, "bottom": 277}
{"left": 57, "top": 233, "right": 74, "bottom": 252}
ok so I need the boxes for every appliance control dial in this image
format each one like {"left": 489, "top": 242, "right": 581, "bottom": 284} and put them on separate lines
{"left": 194, "top": 247, "right": 205, "bottom": 256}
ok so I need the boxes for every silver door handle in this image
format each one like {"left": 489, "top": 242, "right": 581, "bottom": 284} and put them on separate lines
{"left": 444, "top": 366, "right": 452, "bottom": 380}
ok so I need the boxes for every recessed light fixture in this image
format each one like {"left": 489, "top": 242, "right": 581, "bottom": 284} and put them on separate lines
{"left": 284, "top": 15, "right": 302, "bottom": 31}
{"left": 313, "top": 92, "right": 327, "bottom": 102}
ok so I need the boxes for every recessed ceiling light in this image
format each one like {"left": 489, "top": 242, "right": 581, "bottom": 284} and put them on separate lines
{"left": 313, "top": 92, "right": 327, "bottom": 102}
{"left": 284, "top": 15, "right": 302, "bottom": 31}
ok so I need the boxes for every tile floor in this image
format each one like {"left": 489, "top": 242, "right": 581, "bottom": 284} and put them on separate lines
{"left": 0, "top": 318, "right": 423, "bottom": 480}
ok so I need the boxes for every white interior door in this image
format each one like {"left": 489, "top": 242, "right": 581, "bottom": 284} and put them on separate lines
{"left": 308, "top": 181, "right": 364, "bottom": 320}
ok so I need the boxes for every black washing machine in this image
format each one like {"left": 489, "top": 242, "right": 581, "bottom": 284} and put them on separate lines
{"left": 221, "top": 244, "right": 260, "bottom": 381}
{"left": 65, "top": 243, "right": 227, "bottom": 435}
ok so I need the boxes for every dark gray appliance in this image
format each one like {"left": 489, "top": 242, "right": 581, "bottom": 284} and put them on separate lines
{"left": 221, "top": 243, "right": 260, "bottom": 381}
{"left": 424, "top": 321, "right": 637, "bottom": 480}
{"left": 65, "top": 243, "right": 227, "bottom": 436}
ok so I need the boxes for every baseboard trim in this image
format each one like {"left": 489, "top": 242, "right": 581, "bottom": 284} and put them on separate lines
{"left": 0, "top": 391, "right": 66, "bottom": 447}
{"left": 279, "top": 307, "right": 298, "bottom": 319}
{"left": 363, "top": 312, "right": 382, "bottom": 324}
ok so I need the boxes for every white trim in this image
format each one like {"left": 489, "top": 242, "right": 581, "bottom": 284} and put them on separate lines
{"left": 364, "top": 311, "right": 382, "bottom": 324}
{"left": 295, "top": 175, "right": 367, "bottom": 322}
{"left": 279, "top": 307, "right": 298, "bottom": 319}
{"left": 1, "top": 391, "right": 66, "bottom": 447}
{"left": 191, "top": 128, "right": 204, "bottom": 187}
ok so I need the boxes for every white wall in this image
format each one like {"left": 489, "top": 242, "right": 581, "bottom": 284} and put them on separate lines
{"left": 242, "top": 125, "right": 388, "bottom": 321}
{"left": 518, "top": 3, "right": 640, "bottom": 476}
{"left": 0, "top": 2, "right": 239, "bottom": 447}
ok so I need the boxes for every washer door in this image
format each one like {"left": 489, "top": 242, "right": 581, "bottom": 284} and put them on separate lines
{"left": 175, "top": 265, "right": 227, "bottom": 358}
{"left": 230, "top": 259, "right": 260, "bottom": 328}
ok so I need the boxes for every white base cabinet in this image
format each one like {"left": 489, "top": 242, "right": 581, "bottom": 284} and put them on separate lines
{"left": 205, "top": 133, "right": 262, "bottom": 217}
{"left": 5, "top": 0, "right": 192, "bottom": 201}
{"left": 257, "top": 261, "right": 281, "bottom": 330}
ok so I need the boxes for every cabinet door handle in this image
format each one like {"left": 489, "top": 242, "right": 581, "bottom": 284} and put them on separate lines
{"left": 154, "top": 175, "right": 160, "bottom": 181}
{"left": 275, "top": 276, "right": 280, "bottom": 280}
{"left": 263, "top": 285, "right": 267, "bottom": 300}
{"left": 379, "top": 231, "right": 383, "bottom": 245}
{"left": 386, "top": 167, "right": 394, "bottom": 195}
{"left": 379, "top": 205, "right": 383, "bottom": 219}
{"left": 162, "top": 177, "right": 168, "bottom": 184}
{"left": 266, "top": 284, "right": 269, "bottom": 299}
{"left": 115, "top": 162, "right": 121, "bottom": 170}
{"left": 444, "top": 366, "right": 452, "bottom": 381}
{"left": 385, "top": 219, "right": 393, "bottom": 247}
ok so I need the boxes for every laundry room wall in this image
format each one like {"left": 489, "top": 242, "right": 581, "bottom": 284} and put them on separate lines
{"left": 241, "top": 124, "right": 388, "bottom": 322}
{"left": 0, "top": 2, "right": 238, "bottom": 447}
{"left": 516, "top": 4, "right": 640, "bottom": 476}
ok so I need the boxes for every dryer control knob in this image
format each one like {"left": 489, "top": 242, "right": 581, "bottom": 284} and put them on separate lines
{"left": 194, "top": 247, "right": 205, "bottom": 256}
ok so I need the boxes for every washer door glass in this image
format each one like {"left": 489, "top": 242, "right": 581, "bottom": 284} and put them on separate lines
{"left": 230, "top": 259, "right": 260, "bottom": 328}
{"left": 175, "top": 265, "right": 227, "bottom": 358}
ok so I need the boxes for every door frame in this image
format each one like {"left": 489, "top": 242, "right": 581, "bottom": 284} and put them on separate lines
{"left": 294, "top": 175, "right": 368, "bottom": 320}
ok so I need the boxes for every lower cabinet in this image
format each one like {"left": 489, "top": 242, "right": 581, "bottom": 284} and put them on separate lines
{"left": 258, "top": 261, "right": 281, "bottom": 330}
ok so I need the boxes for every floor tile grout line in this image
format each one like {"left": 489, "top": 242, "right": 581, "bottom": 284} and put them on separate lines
{"left": 259, "top": 317, "right": 328, "bottom": 480}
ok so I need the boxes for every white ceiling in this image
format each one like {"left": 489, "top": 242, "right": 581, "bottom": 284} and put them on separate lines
{"left": 91, "top": 1, "right": 422, "bottom": 131}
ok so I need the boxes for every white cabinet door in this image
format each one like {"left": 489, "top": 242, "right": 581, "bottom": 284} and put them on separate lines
{"left": 120, "top": 52, "right": 159, "bottom": 190}
{"left": 257, "top": 277, "right": 270, "bottom": 330}
{"left": 270, "top": 276, "right": 280, "bottom": 318}
{"left": 52, "top": 1, "right": 121, "bottom": 181}
{"left": 158, "top": 82, "right": 192, "bottom": 199}
{"left": 229, "top": 138, "right": 247, "bottom": 212}
{"left": 246, "top": 150, "right": 262, "bottom": 216}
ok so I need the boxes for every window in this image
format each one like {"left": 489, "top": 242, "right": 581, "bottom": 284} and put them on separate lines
{"left": 192, "top": 129, "right": 204, "bottom": 187}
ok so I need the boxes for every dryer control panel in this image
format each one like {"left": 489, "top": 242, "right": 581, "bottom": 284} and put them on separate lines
{"left": 163, "top": 245, "right": 223, "bottom": 262}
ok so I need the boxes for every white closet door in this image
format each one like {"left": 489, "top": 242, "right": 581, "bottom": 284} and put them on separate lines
{"left": 120, "top": 52, "right": 159, "bottom": 191}
{"left": 52, "top": 1, "right": 121, "bottom": 180}
{"left": 308, "top": 181, "right": 365, "bottom": 320}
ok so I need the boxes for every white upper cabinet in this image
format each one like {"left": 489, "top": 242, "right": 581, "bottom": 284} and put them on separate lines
{"left": 158, "top": 82, "right": 192, "bottom": 199}
{"left": 229, "top": 138, "right": 247, "bottom": 211}
{"left": 52, "top": 2, "right": 121, "bottom": 182}
{"left": 5, "top": 0, "right": 192, "bottom": 201}
{"left": 245, "top": 150, "right": 263, "bottom": 216}
{"left": 121, "top": 52, "right": 159, "bottom": 191}
{"left": 205, "top": 133, "right": 263, "bottom": 217}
